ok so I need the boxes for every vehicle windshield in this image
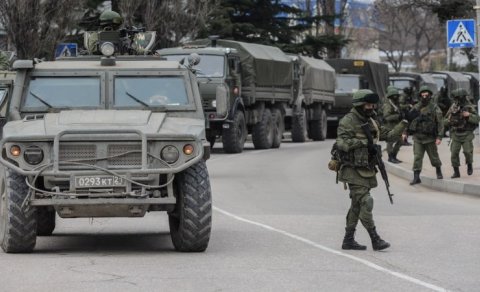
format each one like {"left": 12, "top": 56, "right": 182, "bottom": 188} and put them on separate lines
{"left": 22, "top": 77, "right": 101, "bottom": 111}
{"left": 0, "top": 88, "right": 6, "bottom": 105}
{"left": 336, "top": 75, "right": 360, "bottom": 94}
{"left": 163, "top": 54, "right": 225, "bottom": 77}
{"left": 390, "top": 79, "right": 413, "bottom": 90}
{"left": 114, "top": 76, "right": 189, "bottom": 108}
{"left": 432, "top": 75, "right": 447, "bottom": 91}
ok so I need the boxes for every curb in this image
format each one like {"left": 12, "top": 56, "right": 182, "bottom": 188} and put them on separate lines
{"left": 384, "top": 161, "right": 480, "bottom": 198}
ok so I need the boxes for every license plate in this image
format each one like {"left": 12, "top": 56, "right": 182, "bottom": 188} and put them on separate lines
{"left": 74, "top": 175, "right": 126, "bottom": 188}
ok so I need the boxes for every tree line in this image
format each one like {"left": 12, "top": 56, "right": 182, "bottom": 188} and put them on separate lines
{"left": 0, "top": 0, "right": 476, "bottom": 72}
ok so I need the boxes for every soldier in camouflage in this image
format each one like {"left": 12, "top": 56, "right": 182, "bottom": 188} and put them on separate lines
{"left": 444, "top": 89, "right": 479, "bottom": 178}
{"left": 409, "top": 85, "right": 444, "bottom": 185}
{"left": 382, "top": 87, "right": 404, "bottom": 163}
{"left": 336, "top": 89, "right": 408, "bottom": 251}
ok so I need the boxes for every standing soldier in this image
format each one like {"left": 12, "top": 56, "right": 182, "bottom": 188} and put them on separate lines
{"left": 445, "top": 89, "right": 479, "bottom": 178}
{"left": 336, "top": 89, "right": 408, "bottom": 251}
{"left": 382, "top": 87, "right": 403, "bottom": 163}
{"left": 409, "top": 86, "right": 444, "bottom": 185}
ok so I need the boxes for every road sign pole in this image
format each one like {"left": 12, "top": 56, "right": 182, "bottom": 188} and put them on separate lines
{"left": 476, "top": 2, "right": 480, "bottom": 146}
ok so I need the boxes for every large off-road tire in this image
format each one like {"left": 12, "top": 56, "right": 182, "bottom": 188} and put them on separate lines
{"left": 169, "top": 160, "right": 212, "bottom": 252}
{"left": 0, "top": 168, "right": 37, "bottom": 253}
{"left": 327, "top": 123, "right": 338, "bottom": 139}
{"left": 252, "top": 108, "right": 274, "bottom": 149}
{"left": 222, "top": 111, "right": 246, "bottom": 153}
{"left": 308, "top": 108, "right": 327, "bottom": 141}
{"left": 36, "top": 207, "right": 55, "bottom": 236}
{"left": 291, "top": 107, "right": 308, "bottom": 142}
{"left": 271, "top": 108, "right": 284, "bottom": 148}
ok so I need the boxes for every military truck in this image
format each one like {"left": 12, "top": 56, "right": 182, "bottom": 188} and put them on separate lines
{"left": 0, "top": 51, "right": 217, "bottom": 253}
{"left": 462, "top": 72, "right": 479, "bottom": 106}
{"left": 389, "top": 72, "right": 438, "bottom": 104}
{"left": 426, "top": 71, "right": 471, "bottom": 115}
{"left": 0, "top": 71, "right": 15, "bottom": 132}
{"left": 325, "top": 59, "right": 389, "bottom": 137}
{"left": 158, "top": 39, "right": 335, "bottom": 152}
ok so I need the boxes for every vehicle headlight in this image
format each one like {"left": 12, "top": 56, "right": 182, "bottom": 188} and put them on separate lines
{"left": 23, "top": 146, "right": 44, "bottom": 165}
{"left": 161, "top": 145, "right": 179, "bottom": 164}
{"left": 100, "top": 42, "right": 115, "bottom": 57}
{"left": 212, "top": 100, "right": 217, "bottom": 108}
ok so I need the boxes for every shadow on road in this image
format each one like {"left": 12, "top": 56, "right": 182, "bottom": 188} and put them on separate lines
{"left": 34, "top": 232, "right": 175, "bottom": 254}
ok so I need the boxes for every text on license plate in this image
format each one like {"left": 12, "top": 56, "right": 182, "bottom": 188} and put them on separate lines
{"left": 74, "top": 176, "right": 126, "bottom": 188}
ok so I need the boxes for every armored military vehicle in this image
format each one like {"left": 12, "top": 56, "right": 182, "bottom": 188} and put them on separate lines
{"left": 158, "top": 39, "right": 335, "bottom": 152}
{"left": 389, "top": 72, "right": 438, "bottom": 105}
{"left": 0, "top": 48, "right": 217, "bottom": 253}
{"left": 462, "top": 72, "right": 479, "bottom": 106}
{"left": 426, "top": 71, "right": 471, "bottom": 115}
{"left": 325, "top": 59, "right": 389, "bottom": 137}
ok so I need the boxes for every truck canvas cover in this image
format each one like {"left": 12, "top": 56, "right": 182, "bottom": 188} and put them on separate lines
{"left": 326, "top": 59, "right": 389, "bottom": 98}
{"left": 188, "top": 39, "right": 293, "bottom": 88}
{"left": 299, "top": 56, "right": 335, "bottom": 99}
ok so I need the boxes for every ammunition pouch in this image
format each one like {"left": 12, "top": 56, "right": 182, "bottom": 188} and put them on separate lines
{"left": 410, "top": 114, "right": 436, "bottom": 136}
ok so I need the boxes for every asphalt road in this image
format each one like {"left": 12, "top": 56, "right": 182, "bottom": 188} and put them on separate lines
{"left": 0, "top": 140, "right": 479, "bottom": 292}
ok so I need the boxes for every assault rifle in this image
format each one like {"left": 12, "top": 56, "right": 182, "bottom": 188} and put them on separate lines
{"left": 361, "top": 122, "right": 394, "bottom": 204}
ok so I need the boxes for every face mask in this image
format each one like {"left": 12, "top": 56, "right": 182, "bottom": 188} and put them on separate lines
{"left": 357, "top": 106, "right": 375, "bottom": 117}
{"left": 421, "top": 96, "right": 430, "bottom": 105}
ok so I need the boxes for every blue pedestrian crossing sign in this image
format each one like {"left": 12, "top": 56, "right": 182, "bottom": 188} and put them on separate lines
{"left": 447, "top": 19, "right": 475, "bottom": 48}
{"left": 55, "top": 43, "right": 78, "bottom": 59}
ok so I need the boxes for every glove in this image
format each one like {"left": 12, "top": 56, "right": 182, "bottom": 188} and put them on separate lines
{"left": 404, "top": 109, "right": 420, "bottom": 123}
{"left": 368, "top": 143, "right": 377, "bottom": 155}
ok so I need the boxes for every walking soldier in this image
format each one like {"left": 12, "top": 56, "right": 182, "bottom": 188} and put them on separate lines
{"left": 408, "top": 86, "right": 444, "bottom": 185}
{"left": 382, "top": 87, "right": 404, "bottom": 163}
{"left": 445, "top": 88, "right": 479, "bottom": 178}
{"left": 336, "top": 89, "right": 408, "bottom": 251}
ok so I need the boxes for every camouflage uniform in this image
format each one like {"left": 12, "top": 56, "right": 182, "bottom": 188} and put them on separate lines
{"left": 336, "top": 89, "right": 407, "bottom": 251}
{"left": 382, "top": 88, "right": 403, "bottom": 163}
{"left": 444, "top": 89, "right": 479, "bottom": 178}
{"left": 409, "top": 86, "right": 444, "bottom": 184}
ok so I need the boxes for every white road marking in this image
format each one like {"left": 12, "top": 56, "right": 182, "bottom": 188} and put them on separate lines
{"left": 214, "top": 206, "right": 448, "bottom": 292}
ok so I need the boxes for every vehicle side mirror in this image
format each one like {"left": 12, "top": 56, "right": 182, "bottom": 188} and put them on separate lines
{"left": 215, "top": 86, "right": 228, "bottom": 117}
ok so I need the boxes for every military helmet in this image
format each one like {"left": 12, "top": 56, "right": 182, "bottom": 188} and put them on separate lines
{"left": 352, "top": 89, "right": 380, "bottom": 107}
{"left": 386, "top": 87, "right": 399, "bottom": 99}
{"left": 451, "top": 88, "right": 468, "bottom": 98}
{"left": 99, "top": 10, "right": 123, "bottom": 27}
{"left": 419, "top": 85, "right": 433, "bottom": 95}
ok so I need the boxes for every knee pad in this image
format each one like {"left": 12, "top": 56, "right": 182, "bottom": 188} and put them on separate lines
{"left": 362, "top": 196, "right": 374, "bottom": 212}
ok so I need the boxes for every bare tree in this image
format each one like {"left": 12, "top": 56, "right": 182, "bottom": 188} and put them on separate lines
{"left": 118, "top": 0, "right": 144, "bottom": 27}
{"left": 142, "top": 0, "right": 217, "bottom": 49}
{"left": 373, "top": 0, "right": 416, "bottom": 72}
{"left": 0, "top": 0, "right": 84, "bottom": 60}
{"left": 372, "top": 0, "right": 443, "bottom": 71}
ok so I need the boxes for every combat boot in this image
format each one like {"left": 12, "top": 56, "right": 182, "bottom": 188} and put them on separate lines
{"left": 410, "top": 171, "right": 421, "bottom": 185}
{"left": 367, "top": 227, "right": 390, "bottom": 251}
{"left": 451, "top": 167, "right": 460, "bottom": 178}
{"left": 388, "top": 154, "right": 401, "bottom": 164}
{"left": 436, "top": 167, "right": 443, "bottom": 179}
{"left": 342, "top": 228, "right": 366, "bottom": 250}
{"left": 392, "top": 154, "right": 402, "bottom": 163}
{"left": 467, "top": 163, "right": 473, "bottom": 176}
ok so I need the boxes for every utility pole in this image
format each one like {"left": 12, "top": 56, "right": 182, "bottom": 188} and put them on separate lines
{"left": 475, "top": 1, "right": 480, "bottom": 146}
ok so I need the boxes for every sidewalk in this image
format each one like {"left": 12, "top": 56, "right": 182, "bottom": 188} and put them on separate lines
{"left": 382, "top": 137, "right": 480, "bottom": 197}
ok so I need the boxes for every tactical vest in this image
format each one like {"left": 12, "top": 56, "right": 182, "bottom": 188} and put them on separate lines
{"left": 410, "top": 103, "right": 438, "bottom": 136}
{"left": 449, "top": 103, "right": 478, "bottom": 132}
{"left": 339, "top": 117, "right": 379, "bottom": 170}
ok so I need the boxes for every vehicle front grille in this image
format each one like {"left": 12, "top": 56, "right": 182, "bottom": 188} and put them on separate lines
{"left": 107, "top": 144, "right": 142, "bottom": 167}
{"left": 59, "top": 144, "right": 97, "bottom": 166}
{"left": 58, "top": 143, "right": 143, "bottom": 170}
